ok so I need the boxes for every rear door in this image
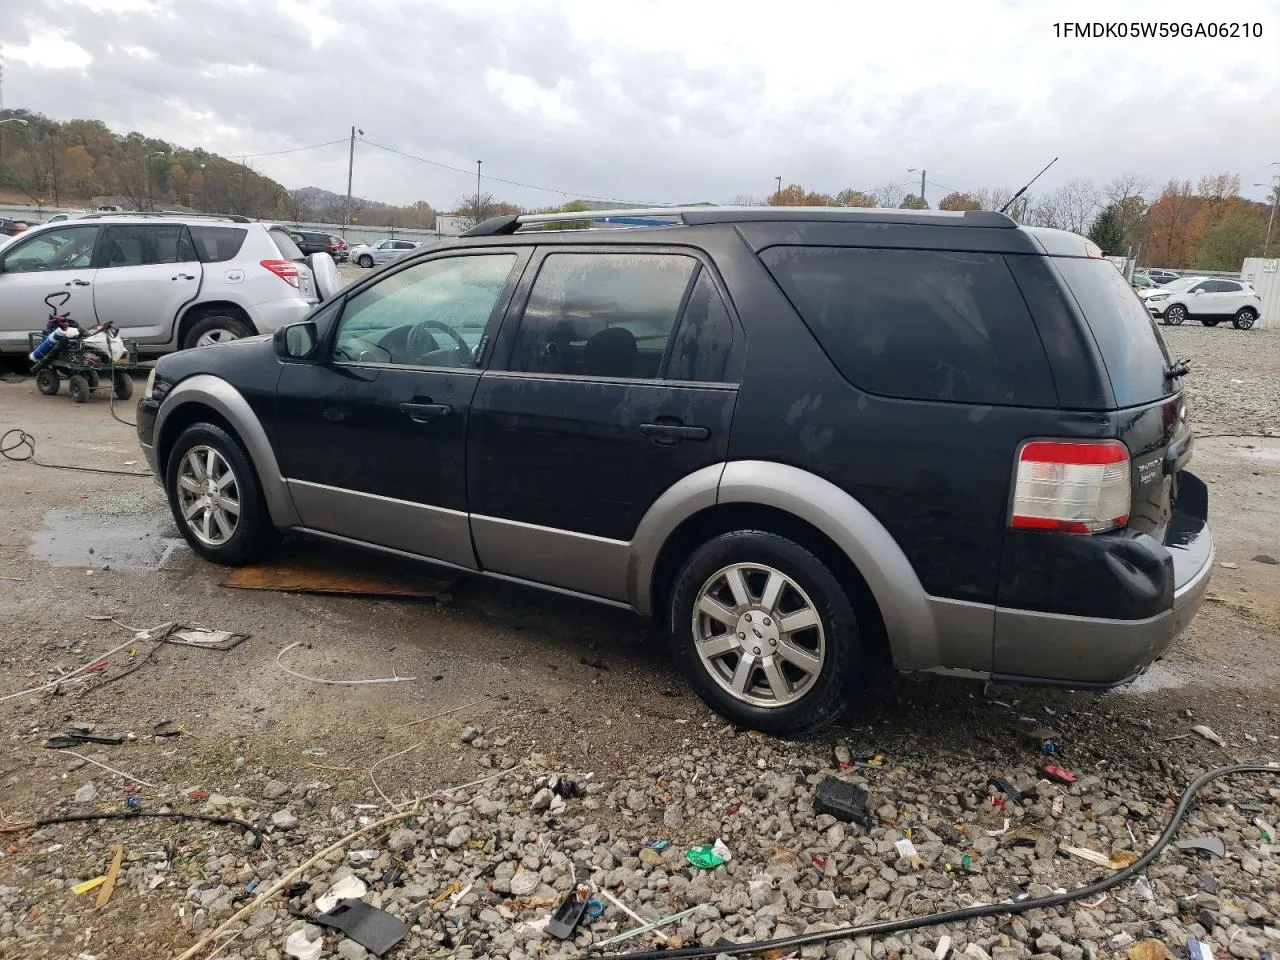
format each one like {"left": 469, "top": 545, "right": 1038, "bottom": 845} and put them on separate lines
{"left": 0, "top": 224, "right": 102, "bottom": 350}
{"left": 468, "top": 246, "right": 739, "bottom": 602}
{"left": 1212, "top": 279, "right": 1247, "bottom": 315}
{"left": 92, "top": 223, "right": 203, "bottom": 343}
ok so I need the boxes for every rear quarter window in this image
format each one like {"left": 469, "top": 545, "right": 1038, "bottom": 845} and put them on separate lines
{"left": 269, "top": 227, "right": 305, "bottom": 261}
{"left": 187, "top": 226, "right": 247, "bottom": 263}
{"left": 1052, "top": 257, "right": 1173, "bottom": 407}
{"left": 759, "top": 246, "right": 1056, "bottom": 406}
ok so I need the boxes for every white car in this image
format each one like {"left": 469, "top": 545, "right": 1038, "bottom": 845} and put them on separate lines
{"left": 349, "top": 238, "right": 420, "bottom": 268}
{"left": 0, "top": 213, "right": 340, "bottom": 354}
{"left": 1142, "top": 276, "right": 1262, "bottom": 329}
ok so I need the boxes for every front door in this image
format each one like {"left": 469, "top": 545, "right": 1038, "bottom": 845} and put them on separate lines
{"left": 0, "top": 224, "right": 101, "bottom": 351}
{"left": 274, "top": 249, "right": 527, "bottom": 569}
{"left": 468, "top": 247, "right": 739, "bottom": 602}
{"left": 91, "top": 223, "right": 204, "bottom": 344}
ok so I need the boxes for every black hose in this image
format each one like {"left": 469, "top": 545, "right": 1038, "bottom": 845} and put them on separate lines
{"left": 596, "top": 763, "right": 1279, "bottom": 960}
{"left": 24, "top": 810, "right": 263, "bottom": 850}
{"left": 1, "top": 428, "right": 150, "bottom": 477}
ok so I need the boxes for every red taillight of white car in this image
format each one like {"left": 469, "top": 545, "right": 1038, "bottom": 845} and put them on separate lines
{"left": 1010, "top": 440, "right": 1131, "bottom": 534}
{"left": 260, "top": 259, "right": 300, "bottom": 289}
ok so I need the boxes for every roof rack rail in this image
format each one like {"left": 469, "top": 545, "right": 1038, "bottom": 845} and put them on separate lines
{"left": 72, "top": 211, "right": 254, "bottom": 223}
{"left": 461, "top": 205, "right": 1015, "bottom": 237}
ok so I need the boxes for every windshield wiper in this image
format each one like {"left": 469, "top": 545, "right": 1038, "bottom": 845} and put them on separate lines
{"left": 1165, "top": 358, "right": 1191, "bottom": 379}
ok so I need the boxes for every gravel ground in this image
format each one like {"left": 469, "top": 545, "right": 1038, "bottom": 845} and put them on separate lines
{"left": 1162, "top": 325, "right": 1280, "bottom": 437}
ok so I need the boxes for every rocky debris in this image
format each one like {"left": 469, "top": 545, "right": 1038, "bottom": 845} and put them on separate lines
{"left": 270, "top": 808, "right": 299, "bottom": 831}
{"left": 72, "top": 782, "right": 98, "bottom": 803}
{"left": 263, "top": 779, "right": 291, "bottom": 801}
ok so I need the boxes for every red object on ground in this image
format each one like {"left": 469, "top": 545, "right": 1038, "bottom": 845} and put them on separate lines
{"left": 1041, "top": 764, "right": 1078, "bottom": 785}
{"left": 86, "top": 659, "right": 108, "bottom": 672}
{"left": 188, "top": 789, "right": 210, "bottom": 801}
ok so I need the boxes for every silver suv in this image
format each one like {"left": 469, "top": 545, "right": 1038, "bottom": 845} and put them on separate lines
{"left": 0, "top": 213, "right": 336, "bottom": 354}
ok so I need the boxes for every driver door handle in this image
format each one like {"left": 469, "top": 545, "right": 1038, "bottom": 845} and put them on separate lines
{"left": 399, "top": 402, "right": 452, "bottom": 423}
{"left": 172, "top": 273, "right": 196, "bottom": 281}
{"left": 639, "top": 421, "right": 710, "bottom": 443}
{"left": 66, "top": 279, "right": 91, "bottom": 287}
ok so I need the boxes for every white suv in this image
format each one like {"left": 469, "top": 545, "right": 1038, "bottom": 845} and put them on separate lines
{"left": 1142, "top": 276, "right": 1263, "bottom": 329}
{"left": 0, "top": 214, "right": 338, "bottom": 354}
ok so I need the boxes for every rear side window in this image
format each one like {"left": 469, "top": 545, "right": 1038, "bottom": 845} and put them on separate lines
{"left": 188, "top": 226, "right": 247, "bottom": 263}
{"left": 1053, "top": 257, "right": 1172, "bottom": 407}
{"left": 760, "top": 246, "right": 1055, "bottom": 406}
{"left": 100, "top": 224, "right": 193, "bottom": 267}
{"left": 667, "top": 267, "right": 734, "bottom": 382}
{"left": 269, "top": 227, "right": 305, "bottom": 261}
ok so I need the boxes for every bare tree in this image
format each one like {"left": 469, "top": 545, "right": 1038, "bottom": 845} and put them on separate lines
{"left": 453, "top": 191, "right": 497, "bottom": 229}
{"left": 972, "top": 187, "right": 1016, "bottom": 214}
{"left": 871, "top": 182, "right": 905, "bottom": 208}
{"left": 727, "top": 193, "right": 765, "bottom": 206}
{"left": 1053, "top": 177, "right": 1102, "bottom": 235}
{"left": 1104, "top": 174, "right": 1150, "bottom": 206}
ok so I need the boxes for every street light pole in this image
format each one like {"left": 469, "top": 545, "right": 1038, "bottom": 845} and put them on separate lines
{"left": 144, "top": 150, "right": 165, "bottom": 211}
{"left": 1261, "top": 163, "right": 1280, "bottom": 258}
{"left": 476, "top": 160, "right": 482, "bottom": 222}
{"left": 775, "top": 175, "right": 782, "bottom": 200}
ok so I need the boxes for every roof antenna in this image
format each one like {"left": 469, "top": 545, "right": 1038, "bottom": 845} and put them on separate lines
{"left": 1000, "top": 157, "right": 1059, "bottom": 214}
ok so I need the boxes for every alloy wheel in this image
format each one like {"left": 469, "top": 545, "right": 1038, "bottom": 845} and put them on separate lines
{"left": 196, "top": 328, "right": 241, "bottom": 347}
{"left": 176, "top": 445, "right": 241, "bottom": 546}
{"left": 692, "top": 562, "right": 826, "bottom": 708}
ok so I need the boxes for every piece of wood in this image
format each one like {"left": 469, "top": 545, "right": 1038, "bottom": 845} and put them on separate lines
{"left": 220, "top": 542, "right": 452, "bottom": 599}
{"left": 96, "top": 843, "right": 123, "bottom": 909}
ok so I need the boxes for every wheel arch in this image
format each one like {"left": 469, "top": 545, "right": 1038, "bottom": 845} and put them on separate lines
{"left": 154, "top": 374, "right": 298, "bottom": 527}
{"left": 177, "top": 300, "right": 257, "bottom": 348}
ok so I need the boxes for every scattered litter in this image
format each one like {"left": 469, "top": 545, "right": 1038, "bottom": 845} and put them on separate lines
{"left": 188, "top": 789, "right": 210, "bottom": 801}
{"left": 988, "top": 777, "right": 1027, "bottom": 805}
{"left": 685, "top": 844, "right": 727, "bottom": 869}
{"left": 985, "top": 818, "right": 1011, "bottom": 837}
{"left": 276, "top": 641, "right": 415, "bottom": 686}
{"left": 1051, "top": 794, "right": 1066, "bottom": 816}
{"left": 221, "top": 542, "right": 454, "bottom": 598}
{"left": 0, "top": 636, "right": 137, "bottom": 703}
{"left": 645, "top": 838, "right": 671, "bottom": 851}
{"left": 1132, "top": 876, "right": 1155, "bottom": 901}
{"left": 711, "top": 838, "right": 732, "bottom": 861}
{"left": 166, "top": 626, "right": 249, "bottom": 651}
{"left": 153, "top": 719, "right": 182, "bottom": 738}
{"left": 45, "top": 729, "right": 125, "bottom": 748}
{"left": 1061, "top": 845, "right": 1139, "bottom": 869}
{"left": 73, "top": 876, "right": 106, "bottom": 895}
{"left": 547, "top": 884, "right": 593, "bottom": 940}
{"left": 1174, "top": 836, "right": 1227, "bottom": 858}
{"left": 934, "top": 935, "right": 952, "bottom": 960}
{"left": 315, "top": 876, "right": 368, "bottom": 913}
{"left": 813, "top": 777, "right": 872, "bottom": 828}
{"left": 895, "top": 836, "right": 924, "bottom": 869}
{"left": 96, "top": 843, "right": 123, "bottom": 909}
{"left": 1192, "top": 724, "right": 1226, "bottom": 748}
{"left": 1187, "top": 938, "right": 1214, "bottom": 960}
{"left": 1041, "top": 764, "right": 1077, "bottom": 785}
{"left": 593, "top": 888, "right": 674, "bottom": 946}
{"left": 592, "top": 905, "right": 702, "bottom": 947}
{"left": 283, "top": 929, "right": 323, "bottom": 960}
{"left": 1253, "top": 554, "right": 1279, "bottom": 565}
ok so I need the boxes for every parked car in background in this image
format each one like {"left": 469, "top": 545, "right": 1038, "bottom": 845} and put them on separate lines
{"left": 1142, "top": 276, "right": 1261, "bottom": 328}
{"left": 1142, "top": 269, "right": 1181, "bottom": 285}
{"left": 288, "top": 229, "right": 348, "bottom": 263}
{"left": 0, "top": 213, "right": 334, "bottom": 354}
{"left": 349, "top": 238, "right": 420, "bottom": 268}
{"left": 0, "top": 218, "right": 34, "bottom": 237}
{"left": 45, "top": 211, "right": 90, "bottom": 224}
{"left": 1130, "top": 273, "right": 1158, "bottom": 292}
{"left": 134, "top": 205, "right": 1212, "bottom": 735}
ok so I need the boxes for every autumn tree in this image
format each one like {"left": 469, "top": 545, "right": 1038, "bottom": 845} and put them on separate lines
{"left": 938, "top": 192, "right": 980, "bottom": 211}
{"left": 1088, "top": 204, "right": 1126, "bottom": 255}
{"left": 1143, "top": 180, "right": 1200, "bottom": 268}
{"left": 769, "top": 184, "right": 807, "bottom": 205}
{"left": 61, "top": 145, "right": 96, "bottom": 195}
{"left": 834, "top": 189, "right": 876, "bottom": 207}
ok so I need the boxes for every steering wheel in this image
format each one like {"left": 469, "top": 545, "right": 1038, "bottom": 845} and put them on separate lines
{"left": 406, "top": 320, "right": 471, "bottom": 363}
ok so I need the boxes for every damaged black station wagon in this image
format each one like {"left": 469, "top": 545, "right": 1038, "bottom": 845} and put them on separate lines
{"left": 137, "top": 206, "right": 1213, "bottom": 735}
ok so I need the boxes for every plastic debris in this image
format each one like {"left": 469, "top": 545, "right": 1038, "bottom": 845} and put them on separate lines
{"left": 1051, "top": 794, "right": 1066, "bottom": 816}
{"left": 73, "top": 876, "right": 106, "bottom": 895}
{"left": 283, "top": 929, "right": 322, "bottom": 960}
{"left": 1174, "top": 836, "right": 1226, "bottom": 858}
{"left": 1061, "top": 845, "right": 1139, "bottom": 869}
{"left": 315, "top": 875, "right": 368, "bottom": 913}
{"left": 985, "top": 818, "right": 1011, "bottom": 837}
{"left": 711, "top": 838, "right": 732, "bottom": 861}
{"left": 1187, "top": 939, "right": 1215, "bottom": 960}
{"left": 1192, "top": 724, "right": 1226, "bottom": 747}
{"left": 894, "top": 836, "right": 924, "bottom": 869}
{"left": 813, "top": 777, "right": 872, "bottom": 828}
{"left": 934, "top": 935, "right": 952, "bottom": 960}
{"left": 1132, "top": 875, "right": 1155, "bottom": 901}
{"left": 547, "top": 884, "right": 592, "bottom": 940}
{"left": 313, "top": 899, "right": 406, "bottom": 956}
{"left": 645, "top": 838, "right": 671, "bottom": 851}
{"left": 1041, "top": 764, "right": 1077, "bottom": 785}
{"left": 685, "top": 844, "right": 726, "bottom": 869}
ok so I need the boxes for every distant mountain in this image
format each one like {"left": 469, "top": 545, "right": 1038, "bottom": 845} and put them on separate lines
{"left": 290, "top": 185, "right": 386, "bottom": 210}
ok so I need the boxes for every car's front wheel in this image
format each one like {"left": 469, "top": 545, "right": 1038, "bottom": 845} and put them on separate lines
{"left": 1165, "top": 304, "right": 1187, "bottom": 325}
{"left": 1234, "top": 307, "right": 1258, "bottom": 330}
{"left": 668, "top": 530, "right": 864, "bottom": 736}
{"left": 358, "top": 254, "right": 374, "bottom": 268}
{"left": 165, "top": 422, "right": 276, "bottom": 565}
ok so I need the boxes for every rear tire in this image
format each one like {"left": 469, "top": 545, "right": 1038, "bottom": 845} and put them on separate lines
{"left": 1164, "top": 304, "right": 1187, "bottom": 325}
{"left": 113, "top": 372, "right": 134, "bottom": 400}
{"left": 68, "top": 373, "right": 90, "bottom": 403}
{"left": 1234, "top": 307, "right": 1257, "bottom": 330}
{"left": 182, "top": 312, "right": 254, "bottom": 350}
{"left": 164, "top": 422, "right": 277, "bottom": 565}
{"left": 36, "top": 369, "right": 59, "bottom": 396}
{"left": 668, "top": 530, "right": 864, "bottom": 737}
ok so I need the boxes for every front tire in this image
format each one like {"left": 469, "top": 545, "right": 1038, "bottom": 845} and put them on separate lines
{"left": 182, "top": 312, "right": 254, "bottom": 350}
{"left": 1234, "top": 307, "right": 1258, "bottom": 330}
{"left": 68, "top": 373, "right": 90, "bottom": 403}
{"left": 668, "top": 530, "right": 863, "bottom": 736}
{"left": 113, "top": 372, "right": 134, "bottom": 400}
{"left": 36, "top": 369, "right": 59, "bottom": 395}
{"left": 358, "top": 254, "right": 374, "bottom": 268}
{"left": 165, "top": 422, "right": 276, "bottom": 565}
{"left": 1165, "top": 304, "right": 1187, "bottom": 325}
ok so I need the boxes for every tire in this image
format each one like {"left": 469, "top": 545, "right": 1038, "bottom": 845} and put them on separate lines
{"left": 182, "top": 312, "right": 255, "bottom": 351}
{"left": 68, "top": 373, "right": 90, "bottom": 403}
{"left": 358, "top": 254, "right": 374, "bottom": 268}
{"left": 1202, "top": 319, "right": 1220, "bottom": 327}
{"left": 1164, "top": 304, "right": 1187, "bottom": 325}
{"left": 668, "top": 530, "right": 864, "bottom": 736}
{"left": 164, "top": 422, "right": 277, "bottom": 565}
{"left": 113, "top": 372, "right": 134, "bottom": 400}
{"left": 35, "top": 369, "right": 59, "bottom": 396}
{"left": 1234, "top": 308, "right": 1257, "bottom": 330}
{"left": 85, "top": 369, "right": 100, "bottom": 390}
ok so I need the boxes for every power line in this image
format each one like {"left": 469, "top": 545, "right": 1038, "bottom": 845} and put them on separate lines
{"left": 357, "top": 137, "right": 655, "bottom": 205}
{"left": 226, "top": 138, "right": 348, "bottom": 160}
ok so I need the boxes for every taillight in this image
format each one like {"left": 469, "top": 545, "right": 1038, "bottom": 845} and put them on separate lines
{"left": 260, "top": 259, "right": 300, "bottom": 289}
{"left": 1011, "top": 440, "right": 1130, "bottom": 534}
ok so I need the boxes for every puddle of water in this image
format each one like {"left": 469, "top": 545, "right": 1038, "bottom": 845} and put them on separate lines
{"left": 32, "top": 506, "right": 188, "bottom": 571}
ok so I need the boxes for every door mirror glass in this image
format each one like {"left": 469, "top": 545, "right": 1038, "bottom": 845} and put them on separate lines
{"left": 275, "top": 321, "right": 318, "bottom": 359}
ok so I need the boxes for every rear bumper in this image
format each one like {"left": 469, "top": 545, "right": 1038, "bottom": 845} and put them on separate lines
{"left": 250, "top": 297, "right": 313, "bottom": 334}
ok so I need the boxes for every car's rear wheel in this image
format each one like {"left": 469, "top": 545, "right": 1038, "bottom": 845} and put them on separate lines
{"left": 668, "top": 530, "right": 863, "bottom": 736}
{"left": 1234, "top": 307, "right": 1258, "bottom": 330}
{"left": 1165, "top": 304, "right": 1187, "bottom": 325}
{"left": 358, "top": 254, "right": 374, "bottom": 268}
{"left": 165, "top": 422, "right": 276, "bottom": 565}
{"left": 183, "top": 311, "right": 255, "bottom": 350}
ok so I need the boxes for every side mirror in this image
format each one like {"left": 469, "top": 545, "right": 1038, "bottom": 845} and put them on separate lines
{"left": 274, "top": 320, "right": 319, "bottom": 360}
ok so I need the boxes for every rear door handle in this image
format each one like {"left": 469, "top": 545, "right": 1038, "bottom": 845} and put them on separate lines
{"left": 172, "top": 273, "right": 196, "bottom": 281}
{"left": 399, "top": 402, "right": 453, "bottom": 423}
{"left": 639, "top": 421, "right": 710, "bottom": 443}
{"left": 65, "top": 279, "right": 90, "bottom": 287}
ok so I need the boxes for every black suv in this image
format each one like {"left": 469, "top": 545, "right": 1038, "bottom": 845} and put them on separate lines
{"left": 288, "top": 229, "right": 347, "bottom": 262}
{"left": 136, "top": 207, "right": 1212, "bottom": 735}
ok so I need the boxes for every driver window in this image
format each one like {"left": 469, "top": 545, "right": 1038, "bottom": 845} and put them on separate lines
{"left": 332, "top": 254, "right": 517, "bottom": 368}
{"left": 1, "top": 226, "right": 100, "bottom": 273}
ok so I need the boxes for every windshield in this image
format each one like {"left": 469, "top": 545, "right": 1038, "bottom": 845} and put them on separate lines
{"left": 1159, "top": 277, "right": 1197, "bottom": 292}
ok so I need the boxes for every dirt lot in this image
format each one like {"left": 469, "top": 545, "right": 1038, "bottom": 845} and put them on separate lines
{"left": 1, "top": 323, "right": 1278, "bottom": 960}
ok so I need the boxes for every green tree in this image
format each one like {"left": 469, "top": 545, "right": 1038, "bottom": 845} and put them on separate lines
{"left": 545, "top": 199, "right": 590, "bottom": 230}
{"left": 1087, "top": 204, "right": 1126, "bottom": 255}
{"left": 834, "top": 189, "right": 876, "bottom": 207}
{"left": 1194, "top": 210, "right": 1266, "bottom": 270}
{"left": 899, "top": 194, "right": 929, "bottom": 210}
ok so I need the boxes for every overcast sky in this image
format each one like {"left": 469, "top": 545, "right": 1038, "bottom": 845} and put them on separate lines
{"left": 3, "top": 0, "right": 1279, "bottom": 210}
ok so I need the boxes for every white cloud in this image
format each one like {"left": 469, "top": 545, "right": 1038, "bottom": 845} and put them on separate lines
{"left": 2, "top": 29, "right": 93, "bottom": 70}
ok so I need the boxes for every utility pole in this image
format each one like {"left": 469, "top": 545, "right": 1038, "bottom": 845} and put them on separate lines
{"left": 775, "top": 175, "right": 782, "bottom": 200}
{"left": 1264, "top": 164, "right": 1280, "bottom": 258}
{"left": 344, "top": 125, "right": 357, "bottom": 238}
{"left": 919, "top": 168, "right": 926, "bottom": 205}
{"left": 475, "top": 160, "right": 482, "bottom": 223}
